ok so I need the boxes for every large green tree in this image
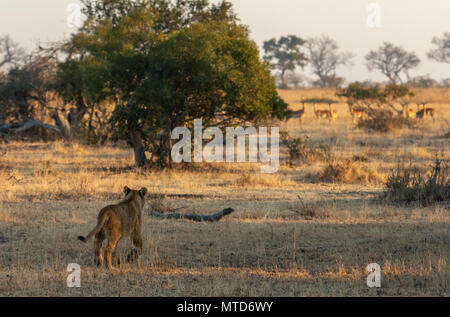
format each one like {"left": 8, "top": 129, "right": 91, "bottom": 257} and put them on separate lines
{"left": 64, "top": 0, "right": 289, "bottom": 167}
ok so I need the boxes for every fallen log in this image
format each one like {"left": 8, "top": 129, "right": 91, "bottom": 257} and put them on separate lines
{"left": 0, "top": 120, "right": 61, "bottom": 134}
{"left": 148, "top": 208, "right": 235, "bottom": 222}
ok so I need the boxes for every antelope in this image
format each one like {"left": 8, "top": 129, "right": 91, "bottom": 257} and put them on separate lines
{"left": 348, "top": 104, "right": 367, "bottom": 124}
{"left": 416, "top": 104, "right": 435, "bottom": 121}
{"left": 291, "top": 103, "right": 306, "bottom": 124}
{"left": 416, "top": 108, "right": 425, "bottom": 119}
{"left": 407, "top": 108, "right": 416, "bottom": 119}
{"left": 426, "top": 108, "right": 435, "bottom": 120}
{"left": 314, "top": 104, "right": 338, "bottom": 124}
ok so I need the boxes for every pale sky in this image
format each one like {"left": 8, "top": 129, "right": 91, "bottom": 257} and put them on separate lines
{"left": 1, "top": 0, "right": 449, "bottom": 84}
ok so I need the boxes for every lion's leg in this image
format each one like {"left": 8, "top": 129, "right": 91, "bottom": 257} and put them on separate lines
{"left": 112, "top": 239, "right": 125, "bottom": 267}
{"left": 128, "top": 232, "right": 143, "bottom": 263}
{"left": 104, "top": 234, "right": 120, "bottom": 271}
{"left": 94, "top": 230, "right": 105, "bottom": 267}
{"left": 113, "top": 248, "right": 121, "bottom": 267}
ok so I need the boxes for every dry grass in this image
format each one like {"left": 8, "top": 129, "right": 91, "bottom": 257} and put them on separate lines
{"left": 319, "top": 159, "right": 384, "bottom": 184}
{"left": 0, "top": 88, "right": 449, "bottom": 297}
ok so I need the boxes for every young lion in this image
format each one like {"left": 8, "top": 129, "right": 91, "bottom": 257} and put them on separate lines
{"left": 78, "top": 186, "right": 148, "bottom": 271}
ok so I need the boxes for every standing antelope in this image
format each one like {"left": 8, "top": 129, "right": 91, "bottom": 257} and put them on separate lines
{"left": 291, "top": 103, "right": 306, "bottom": 124}
{"left": 407, "top": 108, "right": 416, "bottom": 119}
{"left": 416, "top": 104, "right": 435, "bottom": 121}
{"left": 348, "top": 104, "right": 367, "bottom": 124}
{"left": 314, "top": 104, "right": 337, "bottom": 124}
{"left": 426, "top": 108, "right": 435, "bottom": 120}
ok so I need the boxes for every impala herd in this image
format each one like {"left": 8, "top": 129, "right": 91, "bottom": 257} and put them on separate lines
{"left": 292, "top": 102, "right": 436, "bottom": 124}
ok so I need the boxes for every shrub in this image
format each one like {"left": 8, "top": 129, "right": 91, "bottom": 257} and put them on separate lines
{"left": 320, "top": 159, "right": 382, "bottom": 184}
{"left": 357, "top": 109, "right": 417, "bottom": 133}
{"left": 381, "top": 159, "right": 450, "bottom": 206}
{"left": 290, "top": 195, "right": 330, "bottom": 219}
{"left": 280, "top": 132, "right": 331, "bottom": 166}
{"left": 352, "top": 155, "right": 369, "bottom": 162}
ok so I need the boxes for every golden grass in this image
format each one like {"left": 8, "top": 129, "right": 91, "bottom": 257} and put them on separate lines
{"left": 0, "top": 88, "right": 449, "bottom": 296}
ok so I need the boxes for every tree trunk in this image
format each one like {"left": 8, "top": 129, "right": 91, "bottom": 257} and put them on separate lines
{"left": 0, "top": 120, "right": 61, "bottom": 135}
{"left": 87, "top": 105, "right": 95, "bottom": 140}
{"left": 130, "top": 129, "right": 148, "bottom": 167}
{"left": 280, "top": 68, "right": 286, "bottom": 87}
{"left": 66, "top": 96, "right": 88, "bottom": 138}
{"left": 100, "top": 125, "right": 114, "bottom": 145}
{"left": 149, "top": 208, "right": 235, "bottom": 222}
{"left": 50, "top": 111, "right": 71, "bottom": 139}
{"left": 160, "top": 131, "right": 173, "bottom": 168}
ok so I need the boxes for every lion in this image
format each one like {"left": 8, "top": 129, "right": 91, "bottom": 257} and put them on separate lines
{"left": 78, "top": 186, "right": 148, "bottom": 271}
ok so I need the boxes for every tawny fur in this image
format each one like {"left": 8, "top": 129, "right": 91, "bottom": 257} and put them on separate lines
{"left": 416, "top": 104, "right": 435, "bottom": 120}
{"left": 291, "top": 103, "right": 306, "bottom": 124}
{"left": 348, "top": 104, "right": 367, "bottom": 124}
{"left": 407, "top": 108, "right": 416, "bottom": 119}
{"left": 314, "top": 104, "right": 338, "bottom": 124}
{"left": 78, "top": 186, "right": 148, "bottom": 271}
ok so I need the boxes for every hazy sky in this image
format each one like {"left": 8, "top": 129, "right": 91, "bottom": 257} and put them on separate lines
{"left": 1, "top": 0, "right": 449, "bottom": 83}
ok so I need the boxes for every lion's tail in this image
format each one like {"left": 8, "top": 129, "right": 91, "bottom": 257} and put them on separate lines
{"left": 78, "top": 210, "right": 111, "bottom": 243}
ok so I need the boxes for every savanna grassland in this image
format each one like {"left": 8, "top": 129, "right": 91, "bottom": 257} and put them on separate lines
{"left": 0, "top": 88, "right": 449, "bottom": 297}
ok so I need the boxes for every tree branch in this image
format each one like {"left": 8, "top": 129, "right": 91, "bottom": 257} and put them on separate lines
{"left": 148, "top": 208, "right": 235, "bottom": 222}
{"left": 0, "top": 120, "right": 61, "bottom": 134}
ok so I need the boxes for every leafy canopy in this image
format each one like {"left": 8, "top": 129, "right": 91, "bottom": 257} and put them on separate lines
{"left": 263, "top": 35, "right": 308, "bottom": 86}
{"left": 62, "top": 0, "right": 289, "bottom": 167}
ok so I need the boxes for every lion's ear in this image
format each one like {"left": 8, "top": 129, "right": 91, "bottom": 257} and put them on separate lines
{"left": 139, "top": 187, "right": 148, "bottom": 197}
{"left": 124, "top": 186, "right": 131, "bottom": 195}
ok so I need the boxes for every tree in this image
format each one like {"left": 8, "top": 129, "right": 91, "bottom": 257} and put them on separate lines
{"left": 68, "top": 0, "right": 289, "bottom": 167}
{"left": 0, "top": 35, "right": 25, "bottom": 70}
{"left": 81, "top": 0, "right": 237, "bottom": 32}
{"left": 337, "top": 81, "right": 415, "bottom": 118}
{"left": 306, "top": 35, "right": 354, "bottom": 88}
{"left": 0, "top": 42, "right": 74, "bottom": 139}
{"left": 382, "top": 82, "right": 415, "bottom": 117}
{"left": 263, "top": 35, "right": 307, "bottom": 88}
{"left": 406, "top": 75, "right": 439, "bottom": 88}
{"left": 0, "top": 33, "right": 111, "bottom": 142}
{"left": 337, "top": 81, "right": 383, "bottom": 109}
{"left": 285, "top": 72, "right": 307, "bottom": 89}
{"left": 337, "top": 81, "right": 416, "bottom": 132}
{"left": 427, "top": 32, "right": 450, "bottom": 64}
{"left": 365, "top": 42, "right": 420, "bottom": 84}
{"left": 56, "top": 47, "right": 111, "bottom": 139}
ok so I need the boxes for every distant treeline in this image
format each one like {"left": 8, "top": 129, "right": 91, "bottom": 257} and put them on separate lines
{"left": 262, "top": 34, "right": 450, "bottom": 89}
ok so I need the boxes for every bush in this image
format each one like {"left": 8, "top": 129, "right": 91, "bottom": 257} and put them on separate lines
{"left": 357, "top": 109, "right": 417, "bottom": 133}
{"left": 280, "top": 132, "right": 331, "bottom": 166}
{"left": 320, "top": 159, "right": 382, "bottom": 184}
{"left": 382, "top": 159, "right": 450, "bottom": 206}
{"left": 352, "top": 155, "right": 369, "bottom": 162}
{"left": 290, "top": 195, "right": 330, "bottom": 219}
